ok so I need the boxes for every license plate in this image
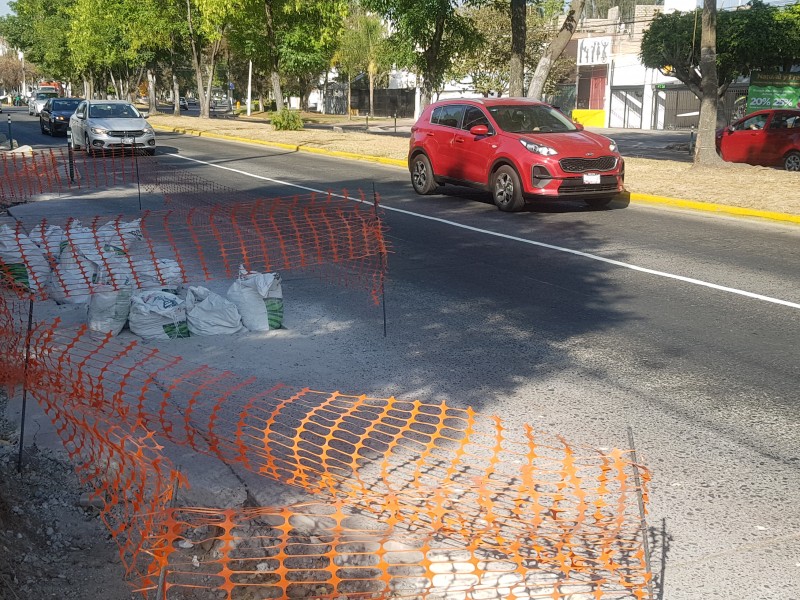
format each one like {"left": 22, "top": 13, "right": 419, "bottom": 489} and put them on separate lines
{"left": 121, "top": 137, "right": 133, "bottom": 145}
{"left": 583, "top": 173, "right": 601, "bottom": 184}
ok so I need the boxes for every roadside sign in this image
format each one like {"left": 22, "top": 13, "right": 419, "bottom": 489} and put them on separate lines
{"left": 747, "top": 72, "right": 800, "bottom": 112}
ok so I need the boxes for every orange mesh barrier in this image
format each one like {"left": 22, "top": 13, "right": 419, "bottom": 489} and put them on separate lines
{"left": 15, "top": 319, "right": 651, "bottom": 598}
{"left": 0, "top": 195, "right": 387, "bottom": 304}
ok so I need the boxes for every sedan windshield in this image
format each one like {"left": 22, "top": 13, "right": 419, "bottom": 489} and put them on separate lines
{"left": 52, "top": 99, "right": 82, "bottom": 112}
{"left": 36, "top": 92, "right": 58, "bottom": 100}
{"left": 488, "top": 105, "right": 577, "bottom": 134}
{"left": 88, "top": 103, "right": 141, "bottom": 119}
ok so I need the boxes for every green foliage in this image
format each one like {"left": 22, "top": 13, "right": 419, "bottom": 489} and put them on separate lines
{"left": 640, "top": 1, "right": 800, "bottom": 97}
{"left": 271, "top": 107, "right": 304, "bottom": 130}
{"left": 362, "top": 0, "right": 481, "bottom": 100}
{"left": 450, "top": 3, "right": 574, "bottom": 97}
{"left": 1, "top": 0, "right": 77, "bottom": 79}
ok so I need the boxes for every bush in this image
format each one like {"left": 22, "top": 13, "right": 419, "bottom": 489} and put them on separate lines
{"left": 271, "top": 108, "right": 304, "bottom": 131}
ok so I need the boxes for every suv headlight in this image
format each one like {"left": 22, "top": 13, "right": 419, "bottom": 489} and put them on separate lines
{"left": 520, "top": 139, "right": 558, "bottom": 156}
{"left": 608, "top": 140, "right": 618, "bottom": 152}
{"left": 91, "top": 127, "right": 109, "bottom": 135}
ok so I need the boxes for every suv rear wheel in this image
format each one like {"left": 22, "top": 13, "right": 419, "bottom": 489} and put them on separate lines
{"left": 492, "top": 165, "right": 525, "bottom": 212}
{"left": 410, "top": 154, "right": 438, "bottom": 195}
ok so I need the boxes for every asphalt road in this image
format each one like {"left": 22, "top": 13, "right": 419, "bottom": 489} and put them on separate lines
{"left": 6, "top": 106, "right": 800, "bottom": 599}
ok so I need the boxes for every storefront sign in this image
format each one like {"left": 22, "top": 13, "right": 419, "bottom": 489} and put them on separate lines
{"left": 747, "top": 72, "right": 800, "bottom": 112}
{"left": 577, "top": 37, "right": 612, "bottom": 66}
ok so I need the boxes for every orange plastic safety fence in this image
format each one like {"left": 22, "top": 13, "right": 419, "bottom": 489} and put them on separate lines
{"left": 146, "top": 501, "right": 645, "bottom": 599}
{"left": 17, "top": 318, "right": 650, "bottom": 599}
{"left": 0, "top": 195, "right": 387, "bottom": 304}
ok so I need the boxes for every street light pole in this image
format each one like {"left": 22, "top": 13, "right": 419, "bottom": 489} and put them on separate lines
{"left": 18, "top": 50, "right": 25, "bottom": 98}
{"left": 247, "top": 60, "right": 252, "bottom": 117}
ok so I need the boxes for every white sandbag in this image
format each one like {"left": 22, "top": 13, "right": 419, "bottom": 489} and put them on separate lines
{"left": 185, "top": 286, "right": 243, "bottom": 336}
{"left": 226, "top": 269, "right": 283, "bottom": 332}
{"left": 29, "top": 223, "right": 65, "bottom": 262}
{"left": 47, "top": 223, "right": 108, "bottom": 304}
{"left": 97, "top": 218, "right": 143, "bottom": 255}
{"left": 129, "top": 290, "right": 189, "bottom": 340}
{"left": 130, "top": 258, "right": 183, "bottom": 293}
{"left": 87, "top": 283, "right": 132, "bottom": 338}
{"left": 0, "top": 224, "right": 51, "bottom": 293}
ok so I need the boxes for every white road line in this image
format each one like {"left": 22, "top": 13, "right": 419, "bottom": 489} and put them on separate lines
{"left": 167, "top": 152, "right": 800, "bottom": 310}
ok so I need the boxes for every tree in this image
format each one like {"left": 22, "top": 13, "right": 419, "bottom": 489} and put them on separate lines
{"left": 451, "top": 2, "right": 573, "bottom": 98}
{"left": 695, "top": 0, "right": 721, "bottom": 165}
{"left": 640, "top": 1, "right": 800, "bottom": 102}
{"left": 362, "top": 0, "right": 480, "bottom": 109}
{"left": 0, "top": 0, "right": 77, "bottom": 82}
{"left": 526, "top": 0, "right": 585, "bottom": 100}
{"left": 333, "top": 10, "right": 387, "bottom": 116}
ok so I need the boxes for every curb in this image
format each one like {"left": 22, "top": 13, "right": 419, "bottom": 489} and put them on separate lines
{"left": 153, "top": 124, "right": 799, "bottom": 226}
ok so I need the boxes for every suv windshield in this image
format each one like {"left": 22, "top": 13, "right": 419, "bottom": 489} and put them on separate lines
{"left": 88, "top": 103, "right": 141, "bottom": 119}
{"left": 36, "top": 92, "right": 58, "bottom": 100}
{"left": 488, "top": 105, "right": 577, "bottom": 134}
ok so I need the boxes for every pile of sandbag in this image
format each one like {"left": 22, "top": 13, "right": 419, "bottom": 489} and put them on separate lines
{"left": 90, "top": 265, "right": 284, "bottom": 341}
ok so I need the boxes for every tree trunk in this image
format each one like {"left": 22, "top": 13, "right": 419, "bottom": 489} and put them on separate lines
{"left": 264, "top": 0, "right": 284, "bottom": 111}
{"left": 527, "top": 1, "right": 584, "bottom": 100}
{"left": 147, "top": 68, "right": 158, "bottom": 114}
{"left": 509, "top": 0, "right": 526, "bottom": 97}
{"left": 369, "top": 64, "right": 375, "bottom": 117}
{"left": 694, "top": 0, "right": 723, "bottom": 166}
{"left": 186, "top": 0, "right": 209, "bottom": 117}
{"left": 172, "top": 72, "right": 181, "bottom": 117}
{"left": 347, "top": 74, "right": 352, "bottom": 120}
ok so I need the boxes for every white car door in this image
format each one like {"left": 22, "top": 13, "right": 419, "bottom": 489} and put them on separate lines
{"left": 70, "top": 101, "right": 88, "bottom": 147}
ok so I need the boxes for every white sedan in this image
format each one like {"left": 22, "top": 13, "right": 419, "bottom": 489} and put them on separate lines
{"left": 69, "top": 99, "right": 156, "bottom": 155}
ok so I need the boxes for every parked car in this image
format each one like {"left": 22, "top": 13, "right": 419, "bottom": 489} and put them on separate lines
{"left": 408, "top": 98, "right": 624, "bottom": 211}
{"left": 187, "top": 97, "right": 197, "bottom": 106}
{"left": 179, "top": 97, "right": 188, "bottom": 110}
{"left": 68, "top": 99, "right": 156, "bottom": 155}
{"left": 28, "top": 91, "right": 59, "bottom": 116}
{"left": 39, "top": 97, "right": 83, "bottom": 136}
{"left": 715, "top": 109, "right": 800, "bottom": 171}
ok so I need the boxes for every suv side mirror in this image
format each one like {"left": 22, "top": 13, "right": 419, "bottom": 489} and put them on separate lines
{"left": 469, "top": 124, "right": 489, "bottom": 136}
{"left": 573, "top": 123, "right": 585, "bottom": 131}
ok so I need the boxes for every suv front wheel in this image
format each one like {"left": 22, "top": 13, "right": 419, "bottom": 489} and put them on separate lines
{"left": 492, "top": 165, "right": 525, "bottom": 212}
{"left": 410, "top": 154, "right": 438, "bottom": 195}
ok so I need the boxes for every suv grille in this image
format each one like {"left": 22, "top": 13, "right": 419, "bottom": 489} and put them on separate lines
{"left": 559, "top": 156, "right": 618, "bottom": 173}
{"left": 109, "top": 130, "right": 145, "bottom": 138}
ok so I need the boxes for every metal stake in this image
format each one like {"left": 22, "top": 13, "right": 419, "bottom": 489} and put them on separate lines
{"left": 372, "top": 182, "right": 387, "bottom": 337}
{"left": 66, "top": 129, "right": 75, "bottom": 182}
{"left": 154, "top": 470, "right": 182, "bottom": 599}
{"left": 134, "top": 149, "right": 142, "bottom": 211}
{"left": 627, "top": 426, "right": 655, "bottom": 600}
{"left": 16, "top": 295, "right": 35, "bottom": 473}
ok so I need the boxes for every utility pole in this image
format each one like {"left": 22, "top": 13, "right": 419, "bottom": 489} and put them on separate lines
{"left": 247, "top": 60, "right": 252, "bottom": 116}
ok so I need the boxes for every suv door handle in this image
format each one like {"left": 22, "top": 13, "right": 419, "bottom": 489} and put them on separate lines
{"left": 426, "top": 132, "right": 435, "bottom": 137}
{"left": 454, "top": 137, "right": 464, "bottom": 143}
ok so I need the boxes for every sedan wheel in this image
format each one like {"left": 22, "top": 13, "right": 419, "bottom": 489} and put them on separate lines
{"left": 48, "top": 119, "right": 55, "bottom": 136}
{"left": 410, "top": 154, "right": 438, "bottom": 195}
{"left": 40, "top": 120, "right": 46, "bottom": 134}
{"left": 85, "top": 134, "right": 93, "bottom": 157}
{"left": 492, "top": 165, "right": 525, "bottom": 212}
{"left": 785, "top": 151, "right": 800, "bottom": 172}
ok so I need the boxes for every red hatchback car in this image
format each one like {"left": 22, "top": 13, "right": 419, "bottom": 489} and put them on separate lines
{"left": 408, "top": 98, "right": 624, "bottom": 211}
{"left": 715, "top": 109, "right": 800, "bottom": 171}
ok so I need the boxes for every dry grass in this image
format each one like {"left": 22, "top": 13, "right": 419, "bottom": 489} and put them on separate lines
{"left": 149, "top": 113, "right": 800, "bottom": 216}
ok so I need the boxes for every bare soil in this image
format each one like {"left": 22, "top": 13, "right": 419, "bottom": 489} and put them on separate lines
{"left": 149, "top": 112, "right": 800, "bottom": 217}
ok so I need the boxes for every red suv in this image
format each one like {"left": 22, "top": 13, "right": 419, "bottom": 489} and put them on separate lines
{"left": 408, "top": 98, "right": 624, "bottom": 211}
